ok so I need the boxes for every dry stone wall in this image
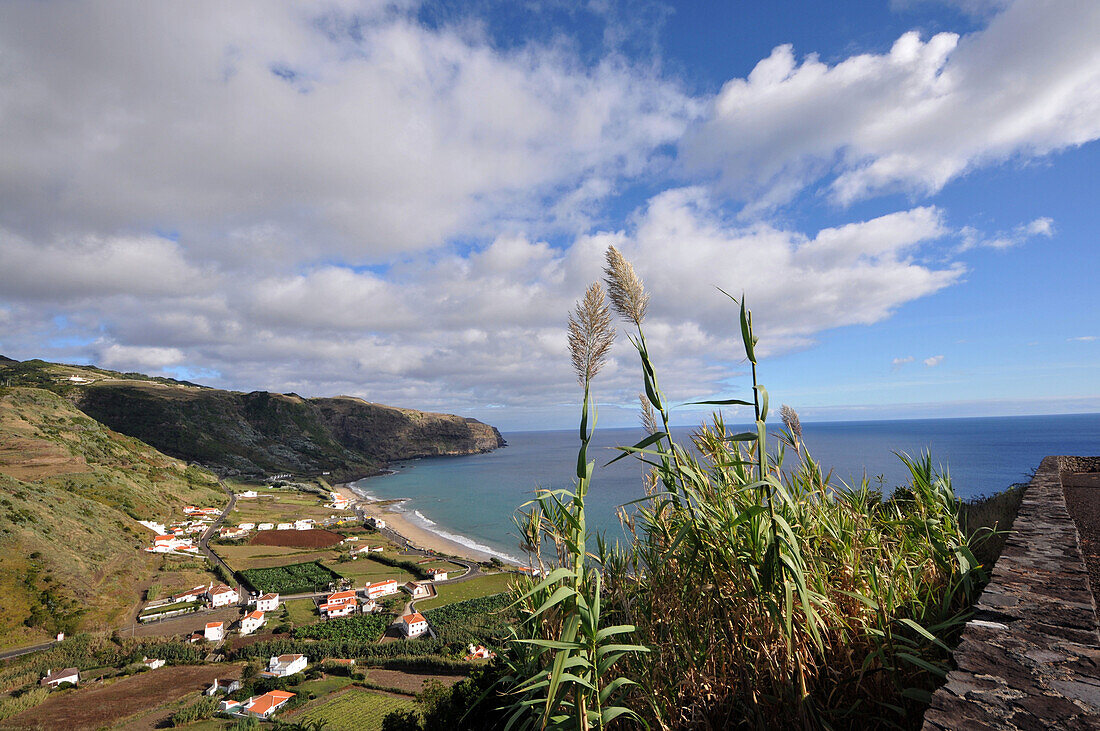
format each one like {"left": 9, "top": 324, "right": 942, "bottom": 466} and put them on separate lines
{"left": 923, "top": 456, "right": 1100, "bottom": 730}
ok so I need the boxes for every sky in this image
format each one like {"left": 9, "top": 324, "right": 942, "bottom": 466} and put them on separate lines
{"left": 0, "top": 0, "right": 1097, "bottom": 431}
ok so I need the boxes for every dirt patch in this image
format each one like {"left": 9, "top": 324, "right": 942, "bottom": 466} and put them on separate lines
{"left": 1064, "top": 472, "right": 1100, "bottom": 488}
{"left": 250, "top": 528, "right": 344, "bottom": 548}
{"left": 3, "top": 663, "right": 242, "bottom": 730}
{"left": 364, "top": 668, "right": 464, "bottom": 694}
{"left": 1064, "top": 482, "right": 1100, "bottom": 606}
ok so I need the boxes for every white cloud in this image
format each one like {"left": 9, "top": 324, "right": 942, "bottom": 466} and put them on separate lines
{"left": 99, "top": 344, "right": 186, "bottom": 370}
{"left": 957, "top": 216, "right": 1053, "bottom": 251}
{"left": 1068, "top": 336, "right": 1096, "bottom": 342}
{"left": 681, "top": 2, "right": 1100, "bottom": 207}
{"left": 0, "top": 1, "right": 696, "bottom": 262}
{"left": 923, "top": 355, "right": 945, "bottom": 366}
{"left": 892, "top": 356, "right": 915, "bottom": 369}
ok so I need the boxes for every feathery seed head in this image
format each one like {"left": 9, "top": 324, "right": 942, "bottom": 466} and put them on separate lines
{"left": 639, "top": 392, "right": 658, "bottom": 435}
{"left": 603, "top": 245, "right": 649, "bottom": 327}
{"left": 780, "top": 404, "right": 802, "bottom": 440}
{"left": 567, "top": 282, "right": 615, "bottom": 386}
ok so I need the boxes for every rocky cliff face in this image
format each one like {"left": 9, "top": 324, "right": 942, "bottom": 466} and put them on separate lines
{"left": 73, "top": 384, "right": 505, "bottom": 480}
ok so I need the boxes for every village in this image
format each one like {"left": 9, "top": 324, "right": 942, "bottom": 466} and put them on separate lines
{"left": 9, "top": 477, "right": 514, "bottom": 727}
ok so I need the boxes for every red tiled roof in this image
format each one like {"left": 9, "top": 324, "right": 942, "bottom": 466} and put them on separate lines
{"left": 245, "top": 610, "right": 264, "bottom": 621}
{"left": 402, "top": 612, "right": 426, "bottom": 624}
{"left": 206, "top": 622, "right": 223, "bottom": 629}
{"left": 246, "top": 690, "right": 295, "bottom": 715}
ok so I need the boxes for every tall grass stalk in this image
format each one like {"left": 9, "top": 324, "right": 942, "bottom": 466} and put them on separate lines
{"left": 503, "top": 247, "right": 991, "bottom": 730}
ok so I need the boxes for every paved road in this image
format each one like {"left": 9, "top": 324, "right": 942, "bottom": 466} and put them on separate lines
{"left": 0, "top": 640, "right": 56, "bottom": 662}
{"left": 198, "top": 481, "right": 238, "bottom": 578}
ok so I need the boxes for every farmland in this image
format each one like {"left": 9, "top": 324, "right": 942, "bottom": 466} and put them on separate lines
{"left": 424, "top": 592, "right": 512, "bottom": 647}
{"left": 291, "top": 688, "right": 417, "bottom": 731}
{"left": 250, "top": 528, "right": 345, "bottom": 548}
{"left": 415, "top": 572, "right": 515, "bottom": 610}
{"left": 293, "top": 613, "right": 391, "bottom": 641}
{"left": 239, "top": 561, "right": 341, "bottom": 594}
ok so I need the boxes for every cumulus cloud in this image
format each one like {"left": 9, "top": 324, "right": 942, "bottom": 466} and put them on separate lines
{"left": 892, "top": 356, "right": 915, "bottom": 370}
{"left": 682, "top": 1, "right": 1100, "bottom": 207}
{"left": 0, "top": 1, "right": 696, "bottom": 262}
{"left": 957, "top": 216, "right": 1054, "bottom": 251}
{"left": 923, "top": 355, "right": 945, "bottom": 366}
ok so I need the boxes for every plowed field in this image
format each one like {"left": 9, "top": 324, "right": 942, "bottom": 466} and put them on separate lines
{"left": 250, "top": 528, "right": 343, "bottom": 548}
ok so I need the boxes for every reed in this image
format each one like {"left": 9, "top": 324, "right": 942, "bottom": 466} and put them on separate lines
{"left": 502, "top": 249, "right": 989, "bottom": 730}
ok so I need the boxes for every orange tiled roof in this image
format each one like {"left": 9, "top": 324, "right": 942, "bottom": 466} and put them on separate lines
{"left": 246, "top": 689, "right": 295, "bottom": 715}
{"left": 402, "top": 612, "right": 426, "bottom": 624}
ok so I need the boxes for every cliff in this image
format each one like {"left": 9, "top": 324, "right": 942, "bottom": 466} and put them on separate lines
{"left": 0, "top": 358, "right": 505, "bottom": 481}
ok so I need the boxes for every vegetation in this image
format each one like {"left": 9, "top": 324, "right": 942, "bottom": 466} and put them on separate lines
{"left": 169, "top": 695, "right": 219, "bottom": 726}
{"left": 293, "top": 613, "right": 391, "bottom": 642}
{"left": 423, "top": 593, "right": 513, "bottom": 648}
{"left": 293, "top": 688, "right": 417, "bottom": 731}
{"left": 0, "top": 386, "right": 223, "bottom": 646}
{"left": 414, "top": 573, "right": 514, "bottom": 610}
{"left": 497, "top": 247, "right": 993, "bottom": 729}
{"left": 240, "top": 561, "right": 341, "bottom": 594}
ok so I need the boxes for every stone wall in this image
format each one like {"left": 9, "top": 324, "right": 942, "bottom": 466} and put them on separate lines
{"left": 923, "top": 456, "right": 1100, "bottom": 730}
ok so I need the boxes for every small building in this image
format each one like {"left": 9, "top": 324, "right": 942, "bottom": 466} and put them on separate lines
{"left": 367, "top": 517, "right": 386, "bottom": 530}
{"left": 142, "top": 657, "right": 165, "bottom": 670}
{"left": 425, "top": 568, "right": 449, "bottom": 581}
{"left": 367, "top": 579, "right": 399, "bottom": 599}
{"left": 257, "top": 523, "right": 274, "bottom": 531}
{"left": 173, "top": 585, "right": 208, "bottom": 603}
{"left": 220, "top": 699, "right": 243, "bottom": 713}
{"left": 293, "top": 519, "right": 315, "bottom": 531}
{"left": 255, "top": 592, "right": 280, "bottom": 612}
{"left": 326, "top": 589, "right": 357, "bottom": 605}
{"left": 263, "top": 654, "right": 308, "bottom": 678}
{"left": 205, "top": 621, "right": 225, "bottom": 642}
{"left": 276, "top": 523, "right": 293, "bottom": 531}
{"left": 403, "top": 581, "right": 430, "bottom": 599}
{"left": 240, "top": 610, "right": 265, "bottom": 635}
{"left": 319, "top": 600, "right": 356, "bottom": 618}
{"left": 40, "top": 668, "right": 79, "bottom": 688}
{"left": 219, "top": 526, "right": 248, "bottom": 540}
{"left": 208, "top": 584, "right": 239, "bottom": 608}
{"left": 465, "top": 644, "right": 496, "bottom": 660}
{"left": 239, "top": 490, "right": 259, "bottom": 498}
{"left": 398, "top": 612, "right": 429, "bottom": 638}
{"left": 244, "top": 690, "right": 295, "bottom": 719}
{"left": 238, "top": 522, "right": 256, "bottom": 530}
{"left": 361, "top": 598, "right": 378, "bottom": 613}
{"left": 206, "top": 678, "right": 242, "bottom": 696}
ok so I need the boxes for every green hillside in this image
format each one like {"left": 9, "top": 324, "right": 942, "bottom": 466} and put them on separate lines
{"left": 0, "top": 386, "right": 225, "bottom": 649}
{"left": 0, "top": 358, "right": 505, "bottom": 480}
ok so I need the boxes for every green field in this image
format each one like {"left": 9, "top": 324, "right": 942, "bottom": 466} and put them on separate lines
{"left": 285, "top": 598, "right": 321, "bottom": 627}
{"left": 239, "top": 561, "right": 341, "bottom": 594}
{"left": 415, "top": 572, "right": 515, "bottom": 610}
{"left": 326, "top": 557, "right": 416, "bottom": 584}
{"left": 291, "top": 675, "right": 356, "bottom": 697}
{"left": 293, "top": 689, "right": 417, "bottom": 731}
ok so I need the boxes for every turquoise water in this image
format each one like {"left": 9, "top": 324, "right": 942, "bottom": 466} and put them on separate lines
{"left": 350, "top": 413, "right": 1100, "bottom": 563}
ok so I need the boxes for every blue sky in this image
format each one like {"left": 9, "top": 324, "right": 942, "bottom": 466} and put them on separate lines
{"left": 0, "top": 0, "right": 1096, "bottom": 430}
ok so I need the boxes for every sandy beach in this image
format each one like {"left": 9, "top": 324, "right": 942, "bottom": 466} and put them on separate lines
{"left": 331, "top": 483, "right": 497, "bottom": 563}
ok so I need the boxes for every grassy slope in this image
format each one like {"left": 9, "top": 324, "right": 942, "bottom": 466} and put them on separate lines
{"left": 0, "top": 358, "right": 504, "bottom": 481}
{"left": 0, "top": 387, "right": 225, "bottom": 648}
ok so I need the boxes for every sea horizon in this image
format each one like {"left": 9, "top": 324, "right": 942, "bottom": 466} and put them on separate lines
{"left": 352, "top": 411, "right": 1100, "bottom": 564}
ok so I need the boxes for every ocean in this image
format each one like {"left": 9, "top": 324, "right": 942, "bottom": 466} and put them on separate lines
{"left": 350, "top": 413, "right": 1100, "bottom": 563}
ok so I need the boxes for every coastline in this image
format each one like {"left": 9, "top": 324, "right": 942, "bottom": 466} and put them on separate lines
{"left": 331, "top": 483, "right": 503, "bottom": 564}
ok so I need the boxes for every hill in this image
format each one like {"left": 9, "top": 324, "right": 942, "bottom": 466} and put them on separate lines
{"left": 0, "top": 386, "right": 226, "bottom": 648}
{"left": 0, "top": 358, "right": 505, "bottom": 480}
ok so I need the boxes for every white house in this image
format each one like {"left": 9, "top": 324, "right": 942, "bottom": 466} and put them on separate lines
{"left": 204, "top": 622, "right": 224, "bottom": 642}
{"left": 219, "top": 526, "right": 248, "bottom": 540}
{"left": 319, "top": 601, "right": 356, "bottom": 618}
{"left": 398, "top": 612, "right": 429, "bottom": 638}
{"left": 206, "top": 678, "right": 242, "bottom": 696}
{"left": 263, "top": 654, "right": 308, "bottom": 678}
{"left": 238, "top": 490, "right": 259, "bottom": 498}
{"left": 137, "top": 519, "right": 168, "bottom": 534}
{"left": 238, "top": 522, "right": 256, "bottom": 530}
{"left": 326, "top": 589, "right": 357, "bottom": 605}
{"left": 425, "top": 568, "right": 448, "bottom": 581}
{"left": 142, "top": 657, "right": 165, "bottom": 670}
{"left": 240, "top": 610, "right": 265, "bottom": 635}
{"left": 257, "top": 523, "right": 274, "bottom": 531}
{"left": 243, "top": 690, "right": 295, "bottom": 718}
{"left": 367, "top": 517, "right": 386, "bottom": 530}
{"left": 149, "top": 534, "right": 196, "bottom": 553}
{"left": 367, "top": 579, "right": 399, "bottom": 599}
{"left": 403, "top": 581, "right": 430, "bottom": 599}
{"left": 173, "top": 585, "right": 208, "bottom": 603}
{"left": 208, "top": 584, "right": 239, "bottom": 608}
{"left": 255, "top": 593, "right": 280, "bottom": 612}
{"left": 276, "top": 523, "right": 293, "bottom": 531}
{"left": 293, "top": 519, "right": 314, "bottom": 531}
{"left": 40, "top": 668, "right": 79, "bottom": 688}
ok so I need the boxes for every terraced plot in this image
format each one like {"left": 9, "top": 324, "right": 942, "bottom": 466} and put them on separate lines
{"left": 292, "top": 688, "right": 416, "bottom": 731}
